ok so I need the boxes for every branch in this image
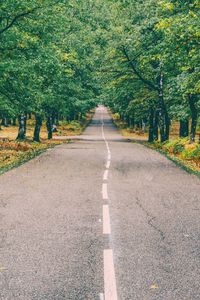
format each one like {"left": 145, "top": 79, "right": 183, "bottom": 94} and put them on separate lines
{"left": 99, "top": 69, "right": 132, "bottom": 74}
{"left": 121, "top": 46, "right": 158, "bottom": 91}
{"left": 0, "top": 9, "right": 37, "bottom": 35}
{"left": 0, "top": 0, "right": 60, "bottom": 35}
{"left": 0, "top": 46, "right": 36, "bottom": 52}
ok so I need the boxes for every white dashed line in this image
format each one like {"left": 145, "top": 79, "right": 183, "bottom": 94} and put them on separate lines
{"left": 106, "top": 160, "right": 111, "bottom": 169}
{"left": 106, "top": 142, "right": 109, "bottom": 150}
{"left": 99, "top": 293, "right": 105, "bottom": 300}
{"left": 104, "top": 249, "right": 118, "bottom": 300}
{"left": 103, "top": 205, "right": 111, "bottom": 235}
{"left": 102, "top": 183, "right": 108, "bottom": 200}
{"left": 103, "top": 170, "right": 109, "bottom": 181}
{"left": 100, "top": 106, "right": 118, "bottom": 300}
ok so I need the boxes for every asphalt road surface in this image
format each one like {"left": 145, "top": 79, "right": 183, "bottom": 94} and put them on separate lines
{"left": 0, "top": 106, "right": 200, "bottom": 300}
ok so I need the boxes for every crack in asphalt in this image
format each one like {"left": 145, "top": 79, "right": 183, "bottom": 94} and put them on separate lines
{"left": 136, "top": 197, "right": 165, "bottom": 241}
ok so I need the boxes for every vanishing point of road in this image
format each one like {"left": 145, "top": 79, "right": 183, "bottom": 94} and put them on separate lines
{"left": 0, "top": 106, "right": 200, "bottom": 300}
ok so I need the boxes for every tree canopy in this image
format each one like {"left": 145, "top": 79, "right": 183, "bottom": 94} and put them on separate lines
{"left": 0, "top": 0, "right": 199, "bottom": 141}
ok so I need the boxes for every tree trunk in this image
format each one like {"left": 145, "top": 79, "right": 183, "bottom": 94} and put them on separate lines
{"left": 142, "top": 119, "right": 146, "bottom": 133}
{"left": 46, "top": 115, "right": 52, "bottom": 140}
{"left": 153, "top": 111, "right": 159, "bottom": 141}
{"left": 52, "top": 111, "right": 56, "bottom": 125}
{"left": 157, "top": 67, "right": 169, "bottom": 142}
{"left": 7, "top": 118, "right": 11, "bottom": 125}
{"left": 158, "top": 93, "right": 169, "bottom": 142}
{"left": 136, "top": 120, "right": 142, "bottom": 130}
{"left": 130, "top": 115, "right": 135, "bottom": 128}
{"left": 179, "top": 119, "right": 189, "bottom": 137}
{"left": 158, "top": 74, "right": 166, "bottom": 142}
{"left": 126, "top": 115, "right": 130, "bottom": 127}
{"left": 165, "top": 109, "right": 170, "bottom": 141}
{"left": 159, "top": 113, "right": 166, "bottom": 142}
{"left": 148, "top": 108, "right": 154, "bottom": 143}
{"left": 1, "top": 117, "right": 8, "bottom": 127}
{"left": 188, "top": 94, "right": 198, "bottom": 143}
{"left": 16, "top": 114, "right": 26, "bottom": 140}
{"left": 33, "top": 115, "right": 42, "bottom": 142}
{"left": 12, "top": 117, "right": 17, "bottom": 126}
{"left": 55, "top": 113, "right": 60, "bottom": 125}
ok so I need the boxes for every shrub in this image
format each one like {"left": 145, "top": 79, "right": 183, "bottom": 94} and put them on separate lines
{"left": 68, "top": 121, "right": 81, "bottom": 130}
{"left": 113, "top": 113, "right": 120, "bottom": 120}
{"left": 162, "top": 138, "right": 187, "bottom": 154}
{"left": 181, "top": 145, "right": 200, "bottom": 160}
{"left": 153, "top": 141, "right": 163, "bottom": 149}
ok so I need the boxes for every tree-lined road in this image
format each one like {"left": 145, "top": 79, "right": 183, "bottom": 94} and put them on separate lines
{"left": 0, "top": 106, "right": 200, "bottom": 300}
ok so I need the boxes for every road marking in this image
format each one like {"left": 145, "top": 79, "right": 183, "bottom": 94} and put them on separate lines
{"left": 104, "top": 249, "right": 118, "bottom": 300}
{"left": 101, "top": 107, "right": 118, "bottom": 300}
{"left": 99, "top": 293, "right": 105, "bottom": 300}
{"left": 103, "top": 169, "right": 109, "bottom": 181}
{"left": 102, "top": 183, "right": 108, "bottom": 200}
{"left": 106, "top": 161, "right": 111, "bottom": 169}
{"left": 103, "top": 205, "right": 111, "bottom": 235}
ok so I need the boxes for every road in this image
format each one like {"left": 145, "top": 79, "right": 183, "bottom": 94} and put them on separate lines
{"left": 0, "top": 106, "right": 200, "bottom": 300}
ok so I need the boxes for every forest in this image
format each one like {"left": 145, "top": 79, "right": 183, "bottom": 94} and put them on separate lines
{"left": 0, "top": 0, "right": 199, "bottom": 143}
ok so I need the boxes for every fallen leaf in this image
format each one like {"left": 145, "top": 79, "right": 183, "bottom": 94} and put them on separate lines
{"left": 150, "top": 284, "right": 158, "bottom": 290}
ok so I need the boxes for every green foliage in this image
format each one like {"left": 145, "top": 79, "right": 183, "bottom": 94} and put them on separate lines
{"left": 0, "top": 0, "right": 199, "bottom": 143}
{"left": 67, "top": 121, "right": 82, "bottom": 131}
{"left": 98, "top": 0, "right": 200, "bottom": 141}
{"left": 181, "top": 145, "right": 200, "bottom": 160}
{"left": 162, "top": 138, "right": 187, "bottom": 154}
{"left": 155, "top": 137, "right": 200, "bottom": 162}
{"left": 0, "top": 0, "right": 102, "bottom": 138}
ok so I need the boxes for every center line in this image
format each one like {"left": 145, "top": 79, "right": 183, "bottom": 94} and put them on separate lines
{"left": 99, "top": 293, "right": 104, "bottom": 300}
{"left": 101, "top": 107, "right": 118, "bottom": 300}
{"left": 103, "top": 170, "right": 109, "bottom": 181}
{"left": 103, "top": 205, "right": 111, "bottom": 235}
{"left": 104, "top": 249, "right": 118, "bottom": 300}
{"left": 106, "top": 160, "right": 111, "bottom": 169}
{"left": 102, "top": 183, "right": 108, "bottom": 200}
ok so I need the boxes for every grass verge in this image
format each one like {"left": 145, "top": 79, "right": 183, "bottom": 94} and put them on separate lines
{"left": 0, "top": 110, "right": 95, "bottom": 175}
{"left": 0, "top": 141, "right": 63, "bottom": 175}
{"left": 141, "top": 140, "right": 200, "bottom": 178}
{"left": 111, "top": 113, "right": 200, "bottom": 177}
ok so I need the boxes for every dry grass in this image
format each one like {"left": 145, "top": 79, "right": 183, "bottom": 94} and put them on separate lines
{"left": 0, "top": 111, "right": 94, "bottom": 174}
{"left": 0, "top": 140, "right": 62, "bottom": 173}
{"left": 113, "top": 116, "right": 200, "bottom": 142}
{"left": 0, "top": 121, "right": 80, "bottom": 141}
{"left": 142, "top": 137, "right": 200, "bottom": 175}
{"left": 112, "top": 113, "right": 200, "bottom": 175}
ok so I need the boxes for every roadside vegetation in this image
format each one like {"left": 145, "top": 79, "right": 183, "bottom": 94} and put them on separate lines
{"left": 0, "top": 1, "right": 98, "bottom": 172}
{"left": 0, "top": 140, "right": 58, "bottom": 175}
{"left": 112, "top": 112, "right": 200, "bottom": 173}
{"left": 103, "top": 1, "right": 199, "bottom": 145}
{"left": 101, "top": 0, "right": 200, "bottom": 174}
{"left": 0, "top": 111, "right": 94, "bottom": 174}
{"left": 148, "top": 138, "right": 200, "bottom": 174}
{"left": 0, "top": 1, "right": 99, "bottom": 144}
